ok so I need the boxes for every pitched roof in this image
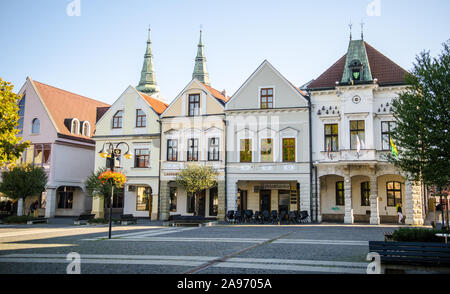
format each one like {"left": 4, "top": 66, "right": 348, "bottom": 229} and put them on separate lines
{"left": 200, "top": 82, "right": 230, "bottom": 104}
{"left": 138, "top": 92, "right": 169, "bottom": 114}
{"left": 32, "top": 80, "right": 110, "bottom": 140}
{"left": 307, "top": 41, "right": 409, "bottom": 90}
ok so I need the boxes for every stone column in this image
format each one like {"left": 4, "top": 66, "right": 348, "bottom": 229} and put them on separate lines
{"left": 344, "top": 176, "right": 354, "bottom": 224}
{"left": 369, "top": 176, "right": 380, "bottom": 225}
{"left": 227, "top": 180, "right": 237, "bottom": 212}
{"left": 159, "top": 181, "right": 170, "bottom": 221}
{"left": 91, "top": 197, "right": 105, "bottom": 219}
{"left": 44, "top": 187, "right": 56, "bottom": 218}
{"left": 217, "top": 180, "right": 226, "bottom": 221}
{"left": 17, "top": 198, "right": 24, "bottom": 216}
{"left": 405, "top": 180, "right": 424, "bottom": 225}
{"left": 317, "top": 179, "right": 322, "bottom": 223}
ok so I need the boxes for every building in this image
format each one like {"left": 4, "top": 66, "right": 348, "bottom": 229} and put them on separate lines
{"left": 159, "top": 30, "right": 229, "bottom": 221}
{"left": 13, "top": 77, "right": 110, "bottom": 217}
{"left": 91, "top": 28, "right": 168, "bottom": 220}
{"left": 307, "top": 35, "right": 424, "bottom": 225}
{"left": 225, "top": 60, "right": 312, "bottom": 218}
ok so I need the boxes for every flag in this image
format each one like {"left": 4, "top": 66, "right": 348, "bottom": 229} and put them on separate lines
{"left": 327, "top": 141, "right": 331, "bottom": 159}
{"left": 390, "top": 138, "right": 398, "bottom": 157}
{"left": 356, "top": 134, "right": 361, "bottom": 156}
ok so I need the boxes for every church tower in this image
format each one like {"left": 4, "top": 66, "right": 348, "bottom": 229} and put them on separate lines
{"left": 136, "top": 27, "right": 160, "bottom": 95}
{"left": 192, "top": 30, "right": 211, "bottom": 86}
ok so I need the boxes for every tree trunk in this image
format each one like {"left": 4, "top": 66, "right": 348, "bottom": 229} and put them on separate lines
{"left": 194, "top": 192, "right": 198, "bottom": 216}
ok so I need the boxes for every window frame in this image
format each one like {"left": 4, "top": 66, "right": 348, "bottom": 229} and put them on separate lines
{"left": 335, "top": 181, "right": 345, "bottom": 206}
{"left": 187, "top": 138, "right": 199, "bottom": 161}
{"left": 386, "top": 181, "right": 402, "bottom": 207}
{"left": 350, "top": 120, "right": 365, "bottom": 150}
{"left": 361, "top": 181, "right": 371, "bottom": 206}
{"left": 260, "top": 138, "right": 273, "bottom": 162}
{"left": 112, "top": 110, "right": 123, "bottom": 129}
{"left": 324, "top": 123, "right": 339, "bottom": 152}
{"left": 381, "top": 121, "right": 396, "bottom": 151}
{"left": 260, "top": 88, "right": 274, "bottom": 109}
{"left": 134, "top": 149, "right": 150, "bottom": 168}
{"left": 136, "top": 109, "right": 146, "bottom": 128}
{"left": 57, "top": 188, "right": 73, "bottom": 209}
{"left": 208, "top": 137, "right": 220, "bottom": 161}
{"left": 188, "top": 94, "right": 200, "bottom": 116}
{"left": 136, "top": 186, "right": 150, "bottom": 211}
{"left": 31, "top": 118, "right": 40, "bottom": 134}
{"left": 167, "top": 139, "right": 178, "bottom": 161}
{"left": 240, "top": 139, "right": 252, "bottom": 162}
{"left": 282, "top": 138, "right": 296, "bottom": 162}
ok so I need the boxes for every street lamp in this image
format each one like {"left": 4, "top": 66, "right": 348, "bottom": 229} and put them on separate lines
{"left": 98, "top": 142, "right": 132, "bottom": 239}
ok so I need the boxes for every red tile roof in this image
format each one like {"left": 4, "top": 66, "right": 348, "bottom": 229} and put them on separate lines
{"left": 138, "top": 92, "right": 169, "bottom": 114}
{"left": 32, "top": 80, "right": 110, "bottom": 140}
{"left": 201, "top": 83, "right": 230, "bottom": 103}
{"left": 308, "top": 41, "right": 409, "bottom": 90}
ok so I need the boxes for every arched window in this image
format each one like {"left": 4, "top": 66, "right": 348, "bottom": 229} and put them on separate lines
{"left": 113, "top": 110, "right": 123, "bottom": 129}
{"left": 82, "top": 121, "right": 90, "bottom": 136}
{"left": 31, "top": 118, "right": 40, "bottom": 134}
{"left": 71, "top": 118, "right": 80, "bottom": 134}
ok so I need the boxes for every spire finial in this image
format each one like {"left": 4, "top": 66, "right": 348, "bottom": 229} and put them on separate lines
{"left": 147, "top": 25, "right": 151, "bottom": 41}
{"left": 360, "top": 19, "right": 365, "bottom": 40}
{"left": 348, "top": 21, "right": 353, "bottom": 40}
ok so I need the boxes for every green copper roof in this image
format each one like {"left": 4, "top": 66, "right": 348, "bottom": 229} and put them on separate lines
{"left": 192, "top": 30, "right": 210, "bottom": 86}
{"left": 341, "top": 39, "right": 373, "bottom": 84}
{"left": 136, "top": 28, "right": 160, "bottom": 95}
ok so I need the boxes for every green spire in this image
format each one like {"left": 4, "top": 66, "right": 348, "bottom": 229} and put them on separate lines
{"left": 137, "top": 27, "right": 160, "bottom": 95}
{"left": 341, "top": 39, "right": 373, "bottom": 84}
{"left": 192, "top": 30, "right": 210, "bottom": 86}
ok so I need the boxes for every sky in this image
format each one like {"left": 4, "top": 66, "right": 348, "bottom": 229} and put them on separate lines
{"left": 1, "top": 0, "right": 449, "bottom": 105}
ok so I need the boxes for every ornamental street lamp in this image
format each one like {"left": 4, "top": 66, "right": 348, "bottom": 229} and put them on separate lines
{"left": 98, "top": 142, "right": 132, "bottom": 239}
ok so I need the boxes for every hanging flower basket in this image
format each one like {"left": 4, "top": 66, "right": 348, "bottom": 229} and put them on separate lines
{"left": 98, "top": 171, "right": 127, "bottom": 188}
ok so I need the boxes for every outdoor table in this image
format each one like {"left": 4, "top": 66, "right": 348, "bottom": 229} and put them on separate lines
{"left": 435, "top": 233, "right": 450, "bottom": 244}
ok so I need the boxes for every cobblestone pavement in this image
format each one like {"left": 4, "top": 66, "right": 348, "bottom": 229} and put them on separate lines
{"left": 0, "top": 221, "right": 404, "bottom": 274}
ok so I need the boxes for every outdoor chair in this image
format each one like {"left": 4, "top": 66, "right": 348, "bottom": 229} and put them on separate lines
{"left": 234, "top": 210, "right": 244, "bottom": 224}
{"left": 288, "top": 211, "right": 298, "bottom": 224}
{"left": 226, "top": 210, "right": 235, "bottom": 223}
{"left": 299, "top": 210, "right": 311, "bottom": 223}
{"left": 279, "top": 210, "right": 288, "bottom": 224}
{"left": 271, "top": 210, "right": 278, "bottom": 224}
{"left": 254, "top": 211, "right": 262, "bottom": 224}
{"left": 261, "top": 210, "right": 271, "bottom": 223}
{"left": 244, "top": 210, "right": 254, "bottom": 223}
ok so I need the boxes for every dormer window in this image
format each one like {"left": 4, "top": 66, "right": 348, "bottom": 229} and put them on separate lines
{"left": 188, "top": 94, "right": 200, "bottom": 116}
{"left": 82, "top": 121, "right": 91, "bottom": 136}
{"left": 31, "top": 118, "right": 40, "bottom": 134}
{"left": 113, "top": 110, "right": 123, "bottom": 129}
{"left": 71, "top": 118, "right": 80, "bottom": 134}
{"left": 349, "top": 60, "right": 363, "bottom": 81}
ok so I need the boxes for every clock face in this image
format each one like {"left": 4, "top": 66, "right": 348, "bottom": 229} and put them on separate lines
{"left": 352, "top": 96, "right": 361, "bottom": 104}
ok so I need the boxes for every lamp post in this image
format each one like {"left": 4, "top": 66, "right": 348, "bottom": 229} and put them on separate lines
{"left": 99, "top": 142, "right": 132, "bottom": 239}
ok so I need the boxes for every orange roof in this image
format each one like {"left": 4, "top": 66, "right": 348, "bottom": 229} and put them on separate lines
{"left": 201, "top": 83, "right": 230, "bottom": 104}
{"left": 138, "top": 92, "right": 169, "bottom": 114}
{"left": 32, "top": 80, "right": 110, "bottom": 140}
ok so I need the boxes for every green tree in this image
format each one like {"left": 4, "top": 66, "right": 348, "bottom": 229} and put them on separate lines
{"left": 0, "top": 78, "right": 30, "bottom": 167}
{"left": 176, "top": 164, "right": 218, "bottom": 216}
{"left": 85, "top": 167, "right": 112, "bottom": 203}
{"left": 387, "top": 41, "right": 450, "bottom": 194}
{"left": 0, "top": 164, "right": 47, "bottom": 216}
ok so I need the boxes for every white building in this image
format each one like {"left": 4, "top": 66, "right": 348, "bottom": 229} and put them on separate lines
{"left": 307, "top": 37, "right": 425, "bottom": 225}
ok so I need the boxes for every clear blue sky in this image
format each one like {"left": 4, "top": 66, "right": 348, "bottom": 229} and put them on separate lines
{"left": 1, "top": 0, "right": 449, "bottom": 104}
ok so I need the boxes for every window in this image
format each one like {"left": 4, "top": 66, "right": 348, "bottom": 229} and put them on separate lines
{"left": 381, "top": 121, "right": 396, "bottom": 150}
{"left": 169, "top": 187, "right": 177, "bottom": 212}
{"left": 260, "top": 88, "right": 273, "bottom": 109}
{"left": 336, "top": 181, "right": 345, "bottom": 206}
{"left": 350, "top": 120, "right": 365, "bottom": 150}
{"left": 57, "top": 187, "right": 73, "bottom": 209}
{"left": 82, "top": 121, "right": 90, "bottom": 136}
{"left": 282, "top": 138, "right": 296, "bottom": 162}
{"left": 209, "top": 187, "right": 218, "bottom": 216}
{"left": 387, "top": 181, "right": 402, "bottom": 207}
{"left": 18, "top": 95, "right": 25, "bottom": 134}
{"left": 260, "top": 138, "right": 273, "bottom": 162}
{"left": 136, "top": 186, "right": 150, "bottom": 211}
{"left": 324, "top": 124, "right": 338, "bottom": 151}
{"left": 187, "top": 193, "right": 195, "bottom": 213}
{"left": 188, "top": 94, "right": 200, "bottom": 116}
{"left": 240, "top": 139, "right": 252, "bottom": 162}
{"left": 136, "top": 109, "right": 146, "bottom": 128}
{"left": 167, "top": 139, "right": 178, "bottom": 161}
{"left": 208, "top": 138, "right": 219, "bottom": 161}
{"left": 105, "top": 187, "right": 124, "bottom": 208}
{"left": 134, "top": 149, "right": 150, "bottom": 168}
{"left": 113, "top": 110, "right": 123, "bottom": 128}
{"left": 361, "top": 182, "right": 371, "bottom": 206}
{"left": 187, "top": 139, "right": 199, "bottom": 161}
{"left": 71, "top": 119, "right": 79, "bottom": 134}
{"left": 31, "top": 118, "right": 40, "bottom": 134}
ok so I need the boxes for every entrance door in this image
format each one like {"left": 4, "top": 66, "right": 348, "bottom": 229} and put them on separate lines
{"left": 197, "top": 190, "right": 206, "bottom": 216}
{"left": 278, "top": 190, "right": 290, "bottom": 216}
{"left": 260, "top": 190, "right": 271, "bottom": 213}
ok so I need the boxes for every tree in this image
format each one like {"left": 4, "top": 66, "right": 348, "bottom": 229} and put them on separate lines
{"left": 0, "top": 164, "right": 47, "bottom": 216}
{"left": 0, "top": 78, "right": 30, "bottom": 167}
{"left": 176, "top": 164, "right": 218, "bottom": 216}
{"left": 85, "top": 167, "right": 112, "bottom": 204}
{"left": 387, "top": 41, "right": 450, "bottom": 217}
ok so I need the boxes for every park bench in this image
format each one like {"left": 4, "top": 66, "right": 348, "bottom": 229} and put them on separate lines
{"left": 118, "top": 214, "right": 137, "bottom": 225}
{"left": 166, "top": 215, "right": 213, "bottom": 227}
{"left": 74, "top": 213, "right": 95, "bottom": 225}
{"left": 26, "top": 218, "right": 48, "bottom": 224}
{"left": 369, "top": 241, "right": 450, "bottom": 273}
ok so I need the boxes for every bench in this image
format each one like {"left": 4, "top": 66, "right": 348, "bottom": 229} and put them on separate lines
{"left": 26, "top": 218, "right": 48, "bottom": 224}
{"left": 74, "top": 214, "right": 95, "bottom": 225}
{"left": 369, "top": 241, "right": 450, "bottom": 273}
{"left": 118, "top": 214, "right": 137, "bottom": 225}
{"left": 165, "top": 215, "right": 212, "bottom": 227}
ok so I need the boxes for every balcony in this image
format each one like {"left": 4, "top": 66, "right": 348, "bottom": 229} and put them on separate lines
{"left": 317, "top": 149, "right": 389, "bottom": 163}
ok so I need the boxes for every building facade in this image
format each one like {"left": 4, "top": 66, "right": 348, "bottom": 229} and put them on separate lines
{"left": 13, "top": 77, "right": 110, "bottom": 217}
{"left": 225, "top": 60, "right": 312, "bottom": 218}
{"left": 307, "top": 37, "right": 425, "bottom": 225}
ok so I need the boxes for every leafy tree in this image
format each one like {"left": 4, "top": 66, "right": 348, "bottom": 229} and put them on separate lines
{"left": 176, "top": 164, "right": 218, "bottom": 216}
{"left": 0, "top": 164, "right": 47, "bottom": 216}
{"left": 387, "top": 41, "right": 450, "bottom": 195}
{"left": 85, "top": 167, "right": 112, "bottom": 205}
{"left": 0, "top": 78, "right": 30, "bottom": 167}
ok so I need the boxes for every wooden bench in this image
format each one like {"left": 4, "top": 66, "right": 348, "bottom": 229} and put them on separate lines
{"left": 74, "top": 214, "right": 95, "bottom": 225}
{"left": 369, "top": 241, "right": 450, "bottom": 273}
{"left": 118, "top": 214, "right": 137, "bottom": 225}
{"left": 166, "top": 215, "right": 214, "bottom": 227}
{"left": 26, "top": 218, "right": 48, "bottom": 224}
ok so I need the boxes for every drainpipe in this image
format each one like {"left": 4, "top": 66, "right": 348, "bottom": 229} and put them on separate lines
{"left": 223, "top": 116, "right": 228, "bottom": 221}
{"left": 157, "top": 119, "right": 162, "bottom": 221}
{"left": 308, "top": 97, "right": 314, "bottom": 222}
